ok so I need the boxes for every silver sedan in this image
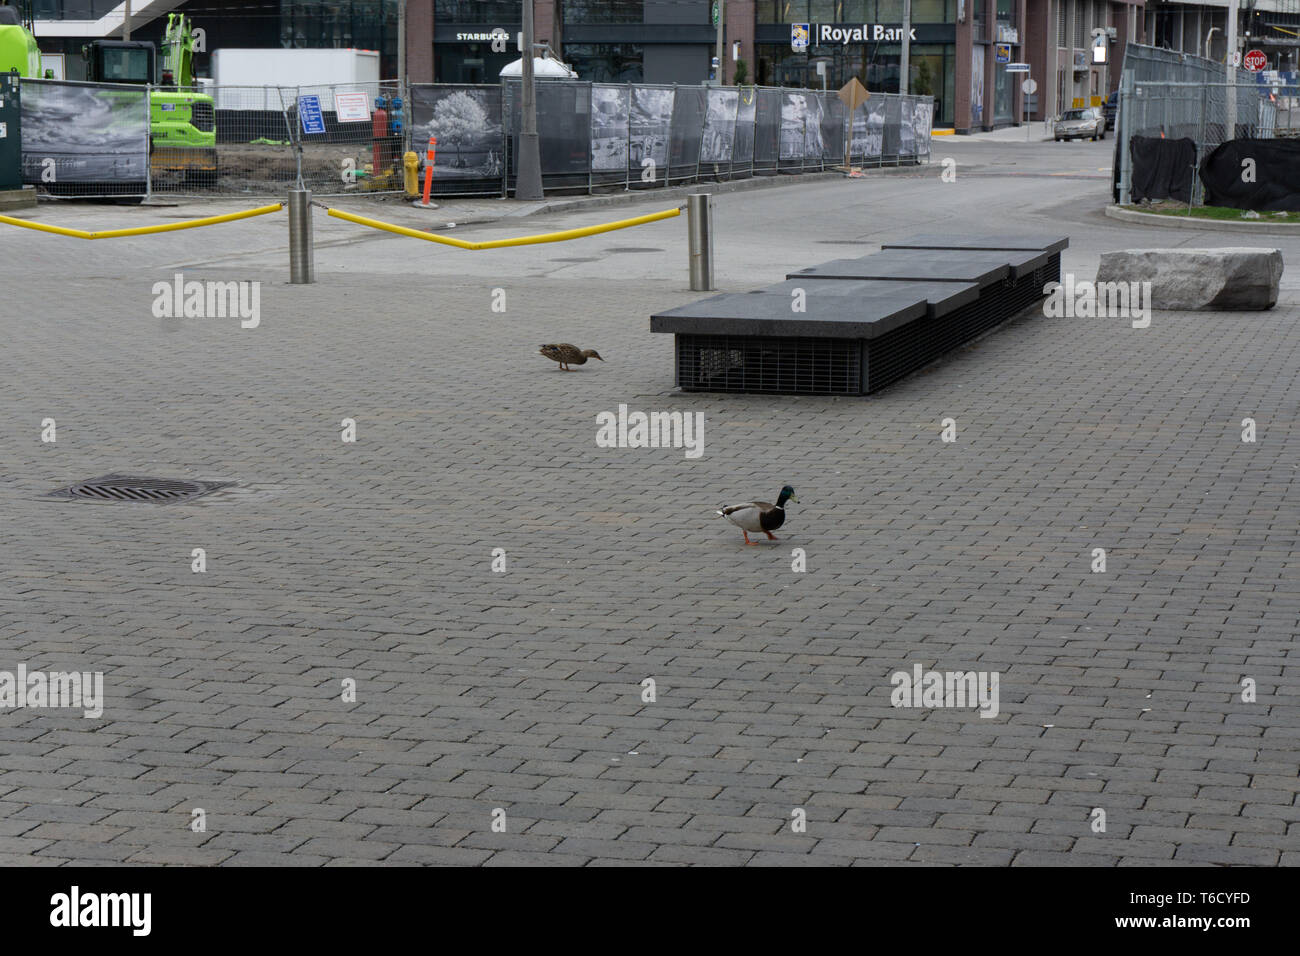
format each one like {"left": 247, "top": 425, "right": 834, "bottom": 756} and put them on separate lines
{"left": 1054, "top": 107, "right": 1105, "bottom": 142}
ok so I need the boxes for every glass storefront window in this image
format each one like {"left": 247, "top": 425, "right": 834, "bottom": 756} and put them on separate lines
{"left": 912, "top": 0, "right": 946, "bottom": 21}
{"left": 437, "top": 44, "right": 515, "bottom": 83}
{"left": 996, "top": 0, "right": 1015, "bottom": 27}
{"left": 435, "top": 0, "right": 521, "bottom": 20}
{"left": 994, "top": 51, "right": 1012, "bottom": 121}
{"left": 755, "top": 41, "right": 954, "bottom": 126}
{"left": 757, "top": 0, "right": 954, "bottom": 22}
{"left": 565, "top": 43, "right": 644, "bottom": 82}
{"left": 280, "top": 1, "right": 398, "bottom": 74}
{"left": 756, "top": 1, "right": 809, "bottom": 22}
{"left": 562, "top": 0, "right": 643, "bottom": 24}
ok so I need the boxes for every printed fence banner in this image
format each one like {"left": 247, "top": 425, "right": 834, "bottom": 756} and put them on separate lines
{"left": 701, "top": 88, "right": 739, "bottom": 163}
{"left": 21, "top": 79, "right": 149, "bottom": 192}
{"left": 900, "top": 96, "right": 916, "bottom": 157}
{"left": 780, "top": 91, "right": 808, "bottom": 160}
{"left": 820, "top": 91, "right": 846, "bottom": 163}
{"left": 410, "top": 84, "right": 503, "bottom": 180}
{"left": 912, "top": 98, "right": 934, "bottom": 157}
{"left": 733, "top": 87, "right": 758, "bottom": 164}
{"left": 630, "top": 86, "right": 673, "bottom": 177}
{"left": 803, "top": 92, "right": 825, "bottom": 161}
{"left": 591, "top": 85, "right": 630, "bottom": 171}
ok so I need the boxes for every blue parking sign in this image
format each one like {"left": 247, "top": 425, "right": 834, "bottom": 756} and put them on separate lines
{"left": 299, "top": 95, "right": 325, "bottom": 135}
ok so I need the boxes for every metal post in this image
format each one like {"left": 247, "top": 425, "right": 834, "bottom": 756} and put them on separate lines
{"left": 1227, "top": 0, "right": 1239, "bottom": 139}
{"left": 901, "top": 0, "right": 911, "bottom": 95}
{"left": 289, "top": 189, "right": 314, "bottom": 284}
{"left": 397, "top": 0, "right": 406, "bottom": 85}
{"left": 715, "top": 0, "right": 726, "bottom": 84}
{"left": 687, "top": 193, "right": 713, "bottom": 291}
{"left": 143, "top": 83, "right": 152, "bottom": 200}
{"left": 517, "top": 1, "right": 544, "bottom": 199}
{"left": 123, "top": 0, "right": 131, "bottom": 41}
{"left": 665, "top": 85, "right": 676, "bottom": 187}
{"left": 1118, "top": 69, "right": 1133, "bottom": 204}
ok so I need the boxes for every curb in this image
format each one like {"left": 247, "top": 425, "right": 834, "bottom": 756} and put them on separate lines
{"left": 1105, "top": 204, "right": 1300, "bottom": 232}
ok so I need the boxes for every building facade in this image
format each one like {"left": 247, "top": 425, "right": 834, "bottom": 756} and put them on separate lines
{"left": 51, "top": 0, "right": 1279, "bottom": 133}
{"left": 1146, "top": 0, "right": 1300, "bottom": 71}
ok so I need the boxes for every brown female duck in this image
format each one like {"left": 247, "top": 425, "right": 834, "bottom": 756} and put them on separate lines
{"left": 539, "top": 344, "right": 604, "bottom": 371}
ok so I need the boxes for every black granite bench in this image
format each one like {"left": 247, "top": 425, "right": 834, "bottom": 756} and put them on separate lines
{"left": 650, "top": 235, "right": 1067, "bottom": 395}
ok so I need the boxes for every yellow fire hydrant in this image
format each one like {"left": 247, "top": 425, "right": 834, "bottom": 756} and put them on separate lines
{"left": 403, "top": 152, "right": 420, "bottom": 197}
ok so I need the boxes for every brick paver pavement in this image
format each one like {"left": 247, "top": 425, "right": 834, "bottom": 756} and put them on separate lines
{"left": 0, "top": 146, "right": 1296, "bottom": 865}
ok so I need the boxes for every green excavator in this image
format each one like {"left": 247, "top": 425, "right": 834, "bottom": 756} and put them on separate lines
{"left": 0, "top": 4, "right": 217, "bottom": 185}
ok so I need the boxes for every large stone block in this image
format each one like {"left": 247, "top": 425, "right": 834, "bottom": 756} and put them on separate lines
{"left": 1095, "top": 248, "right": 1283, "bottom": 310}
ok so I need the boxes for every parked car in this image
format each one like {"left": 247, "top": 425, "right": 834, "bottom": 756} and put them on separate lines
{"left": 1103, "top": 91, "right": 1119, "bottom": 130}
{"left": 1054, "top": 107, "right": 1105, "bottom": 142}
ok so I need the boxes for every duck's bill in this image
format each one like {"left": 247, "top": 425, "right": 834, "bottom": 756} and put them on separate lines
{"left": 788, "top": 494, "right": 799, "bottom": 502}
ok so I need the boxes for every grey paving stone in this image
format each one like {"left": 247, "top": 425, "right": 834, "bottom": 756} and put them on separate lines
{"left": 0, "top": 168, "right": 1295, "bottom": 868}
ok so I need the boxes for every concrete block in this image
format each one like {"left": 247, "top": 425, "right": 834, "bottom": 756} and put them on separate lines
{"left": 1095, "top": 247, "right": 1283, "bottom": 310}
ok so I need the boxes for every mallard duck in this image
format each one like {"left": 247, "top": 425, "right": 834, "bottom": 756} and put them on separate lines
{"left": 715, "top": 485, "right": 797, "bottom": 545}
{"left": 539, "top": 344, "right": 604, "bottom": 371}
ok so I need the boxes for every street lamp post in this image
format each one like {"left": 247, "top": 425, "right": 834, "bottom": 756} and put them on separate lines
{"left": 397, "top": 0, "right": 405, "bottom": 84}
{"left": 714, "top": 0, "right": 726, "bottom": 83}
{"left": 517, "top": 1, "right": 544, "bottom": 199}
{"left": 1226, "top": 0, "right": 1240, "bottom": 139}
{"left": 900, "top": 0, "right": 911, "bottom": 94}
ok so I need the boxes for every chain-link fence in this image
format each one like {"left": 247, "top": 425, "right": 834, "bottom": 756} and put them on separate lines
{"left": 1117, "top": 43, "right": 1287, "bottom": 205}
{"left": 20, "top": 76, "right": 932, "bottom": 201}
{"left": 168, "top": 80, "right": 407, "bottom": 198}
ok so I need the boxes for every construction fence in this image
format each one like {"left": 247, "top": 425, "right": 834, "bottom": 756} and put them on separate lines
{"left": 1116, "top": 43, "right": 1298, "bottom": 207}
{"left": 17, "top": 77, "right": 932, "bottom": 201}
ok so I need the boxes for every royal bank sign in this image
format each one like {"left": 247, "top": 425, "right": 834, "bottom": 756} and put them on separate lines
{"left": 781, "top": 21, "right": 956, "bottom": 49}
{"left": 792, "top": 23, "right": 920, "bottom": 50}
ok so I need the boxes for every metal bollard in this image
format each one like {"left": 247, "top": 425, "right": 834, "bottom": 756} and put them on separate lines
{"left": 288, "top": 188, "right": 314, "bottom": 285}
{"left": 687, "top": 193, "right": 713, "bottom": 291}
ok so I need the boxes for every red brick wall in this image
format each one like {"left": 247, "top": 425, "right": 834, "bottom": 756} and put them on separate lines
{"left": 724, "top": 0, "right": 755, "bottom": 84}
{"left": 535, "top": 0, "right": 559, "bottom": 48}
{"left": 407, "top": 0, "right": 433, "bottom": 83}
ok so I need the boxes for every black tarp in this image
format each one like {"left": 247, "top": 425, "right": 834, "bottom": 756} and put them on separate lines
{"left": 1129, "top": 135, "right": 1196, "bottom": 203}
{"left": 668, "top": 86, "right": 706, "bottom": 180}
{"left": 754, "top": 89, "right": 781, "bottom": 169}
{"left": 1200, "top": 138, "right": 1300, "bottom": 211}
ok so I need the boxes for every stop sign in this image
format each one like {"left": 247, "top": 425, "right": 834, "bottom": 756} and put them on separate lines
{"left": 1244, "top": 49, "right": 1268, "bottom": 72}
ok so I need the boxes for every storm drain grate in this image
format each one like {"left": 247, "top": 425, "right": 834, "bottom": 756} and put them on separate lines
{"left": 45, "top": 475, "right": 232, "bottom": 504}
